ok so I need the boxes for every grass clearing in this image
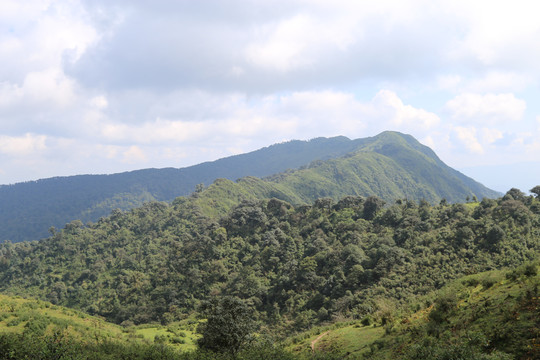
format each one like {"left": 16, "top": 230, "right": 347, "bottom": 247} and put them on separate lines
{"left": 287, "top": 322, "right": 385, "bottom": 358}
{"left": 315, "top": 324, "right": 385, "bottom": 356}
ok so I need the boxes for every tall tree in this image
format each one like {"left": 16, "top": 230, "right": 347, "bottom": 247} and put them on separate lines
{"left": 197, "top": 296, "right": 256, "bottom": 355}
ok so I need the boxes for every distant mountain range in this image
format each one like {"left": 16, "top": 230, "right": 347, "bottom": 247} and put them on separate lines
{"left": 0, "top": 131, "right": 500, "bottom": 242}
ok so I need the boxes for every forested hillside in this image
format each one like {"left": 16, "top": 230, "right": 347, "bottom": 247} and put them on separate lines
{"left": 0, "top": 136, "right": 362, "bottom": 242}
{"left": 0, "top": 131, "right": 500, "bottom": 242}
{"left": 191, "top": 132, "right": 500, "bottom": 218}
{"left": 0, "top": 187, "right": 537, "bottom": 334}
{"left": 288, "top": 263, "right": 539, "bottom": 359}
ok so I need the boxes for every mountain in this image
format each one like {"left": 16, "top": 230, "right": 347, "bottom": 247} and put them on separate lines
{"left": 185, "top": 131, "right": 501, "bottom": 217}
{"left": 0, "top": 131, "right": 500, "bottom": 242}
{"left": 0, "top": 168, "right": 537, "bottom": 358}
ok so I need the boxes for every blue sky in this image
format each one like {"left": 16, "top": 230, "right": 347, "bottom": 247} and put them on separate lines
{"left": 1, "top": 0, "right": 539, "bottom": 193}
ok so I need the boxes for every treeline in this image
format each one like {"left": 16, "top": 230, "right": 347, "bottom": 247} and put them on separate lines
{"left": 0, "top": 332, "right": 301, "bottom": 360}
{"left": 0, "top": 188, "right": 538, "bottom": 334}
{"left": 0, "top": 135, "right": 362, "bottom": 243}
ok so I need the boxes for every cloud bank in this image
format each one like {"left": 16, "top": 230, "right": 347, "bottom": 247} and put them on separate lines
{"left": 1, "top": 0, "right": 540, "bottom": 192}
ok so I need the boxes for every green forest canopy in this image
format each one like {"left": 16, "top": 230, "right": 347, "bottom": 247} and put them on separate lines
{"left": 0, "top": 187, "right": 537, "bottom": 334}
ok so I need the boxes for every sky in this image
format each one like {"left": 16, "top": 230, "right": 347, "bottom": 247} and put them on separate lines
{"left": 1, "top": 0, "right": 540, "bottom": 193}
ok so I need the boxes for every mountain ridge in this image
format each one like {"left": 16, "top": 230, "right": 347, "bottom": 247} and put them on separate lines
{"left": 0, "top": 131, "right": 500, "bottom": 242}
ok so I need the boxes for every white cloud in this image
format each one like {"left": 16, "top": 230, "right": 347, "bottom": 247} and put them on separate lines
{"left": 453, "top": 126, "right": 483, "bottom": 154}
{"left": 23, "top": 68, "right": 76, "bottom": 107}
{"left": 438, "top": 72, "right": 532, "bottom": 93}
{"left": 0, "top": 133, "right": 47, "bottom": 156}
{"left": 0, "top": 68, "right": 76, "bottom": 109}
{"left": 0, "top": 1, "right": 97, "bottom": 80}
{"left": 445, "top": 93, "right": 526, "bottom": 124}
{"left": 0, "top": 81, "right": 24, "bottom": 107}
{"left": 101, "top": 119, "right": 209, "bottom": 145}
{"left": 479, "top": 128, "right": 503, "bottom": 145}
{"left": 0, "top": 0, "right": 102, "bottom": 138}
{"left": 122, "top": 145, "right": 146, "bottom": 164}
{"left": 245, "top": 12, "right": 357, "bottom": 72}
{"left": 456, "top": 0, "right": 540, "bottom": 66}
{"left": 372, "top": 90, "right": 440, "bottom": 130}
{"left": 246, "top": 15, "right": 317, "bottom": 72}
{"left": 90, "top": 95, "right": 108, "bottom": 109}
{"left": 1, "top": 0, "right": 540, "bottom": 191}
{"left": 275, "top": 91, "right": 369, "bottom": 136}
{"left": 88, "top": 89, "right": 438, "bottom": 151}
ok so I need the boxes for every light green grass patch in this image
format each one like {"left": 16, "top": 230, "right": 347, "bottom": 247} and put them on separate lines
{"left": 314, "top": 324, "right": 385, "bottom": 356}
{"left": 134, "top": 323, "right": 199, "bottom": 351}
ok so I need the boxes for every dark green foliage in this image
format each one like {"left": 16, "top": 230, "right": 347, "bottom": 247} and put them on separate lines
{"left": 0, "top": 330, "right": 85, "bottom": 360}
{"left": 405, "top": 333, "right": 514, "bottom": 360}
{"left": 0, "top": 331, "right": 183, "bottom": 360}
{"left": 505, "top": 261, "right": 538, "bottom": 280}
{"left": 196, "top": 296, "right": 256, "bottom": 354}
{"left": 365, "top": 265, "right": 540, "bottom": 360}
{"left": 363, "top": 196, "right": 385, "bottom": 220}
{"left": 486, "top": 225, "right": 505, "bottom": 249}
{"left": 23, "top": 316, "right": 49, "bottom": 336}
{"left": 0, "top": 131, "right": 500, "bottom": 242}
{"left": 0, "top": 190, "right": 537, "bottom": 337}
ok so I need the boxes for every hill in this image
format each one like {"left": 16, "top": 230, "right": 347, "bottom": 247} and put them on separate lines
{"left": 0, "top": 131, "right": 500, "bottom": 242}
{"left": 0, "top": 293, "right": 200, "bottom": 359}
{"left": 288, "top": 262, "right": 539, "bottom": 359}
{"left": 0, "top": 189, "right": 537, "bottom": 358}
{"left": 0, "top": 188, "right": 536, "bottom": 330}
{"left": 0, "top": 136, "right": 360, "bottom": 243}
{"left": 2, "top": 262, "right": 536, "bottom": 359}
{"left": 182, "top": 131, "right": 502, "bottom": 217}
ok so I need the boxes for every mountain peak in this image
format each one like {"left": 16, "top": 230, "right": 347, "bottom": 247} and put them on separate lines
{"left": 0, "top": 131, "right": 500, "bottom": 242}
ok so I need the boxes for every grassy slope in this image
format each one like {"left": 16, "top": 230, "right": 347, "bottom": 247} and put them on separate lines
{"left": 190, "top": 138, "right": 495, "bottom": 218}
{"left": 286, "top": 322, "right": 384, "bottom": 357}
{"left": 191, "top": 177, "right": 303, "bottom": 218}
{"left": 271, "top": 151, "right": 439, "bottom": 203}
{"left": 0, "top": 294, "right": 199, "bottom": 351}
{"left": 287, "top": 263, "right": 539, "bottom": 359}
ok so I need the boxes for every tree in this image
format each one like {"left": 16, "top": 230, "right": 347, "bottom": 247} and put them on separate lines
{"left": 503, "top": 188, "right": 526, "bottom": 202}
{"left": 486, "top": 225, "right": 505, "bottom": 250}
{"left": 530, "top": 185, "right": 540, "bottom": 198}
{"left": 197, "top": 296, "right": 256, "bottom": 355}
{"left": 194, "top": 183, "right": 205, "bottom": 193}
{"left": 363, "top": 195, "right": 385, "bottom": 220}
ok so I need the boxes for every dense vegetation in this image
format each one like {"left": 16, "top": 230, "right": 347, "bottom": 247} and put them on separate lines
{"left": 0, "top": 132, "right": 534, "bottom": 359}
{"left": 1, "top": 263, "right": 537, "bottom": 359}
{"left": 288, "top": 262, "right": 539, "bottom": 359}
{"left": 0, "top": 183, "right": 538, "bottom": 358}
{"left": 0, "top": 131, "right": 499, "bottom": 242}
{"left": 0, "top": 187, "right": 536, "bottom": 334}
{"left": 0, "top": 135, "right": 365, "bottom": 242}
